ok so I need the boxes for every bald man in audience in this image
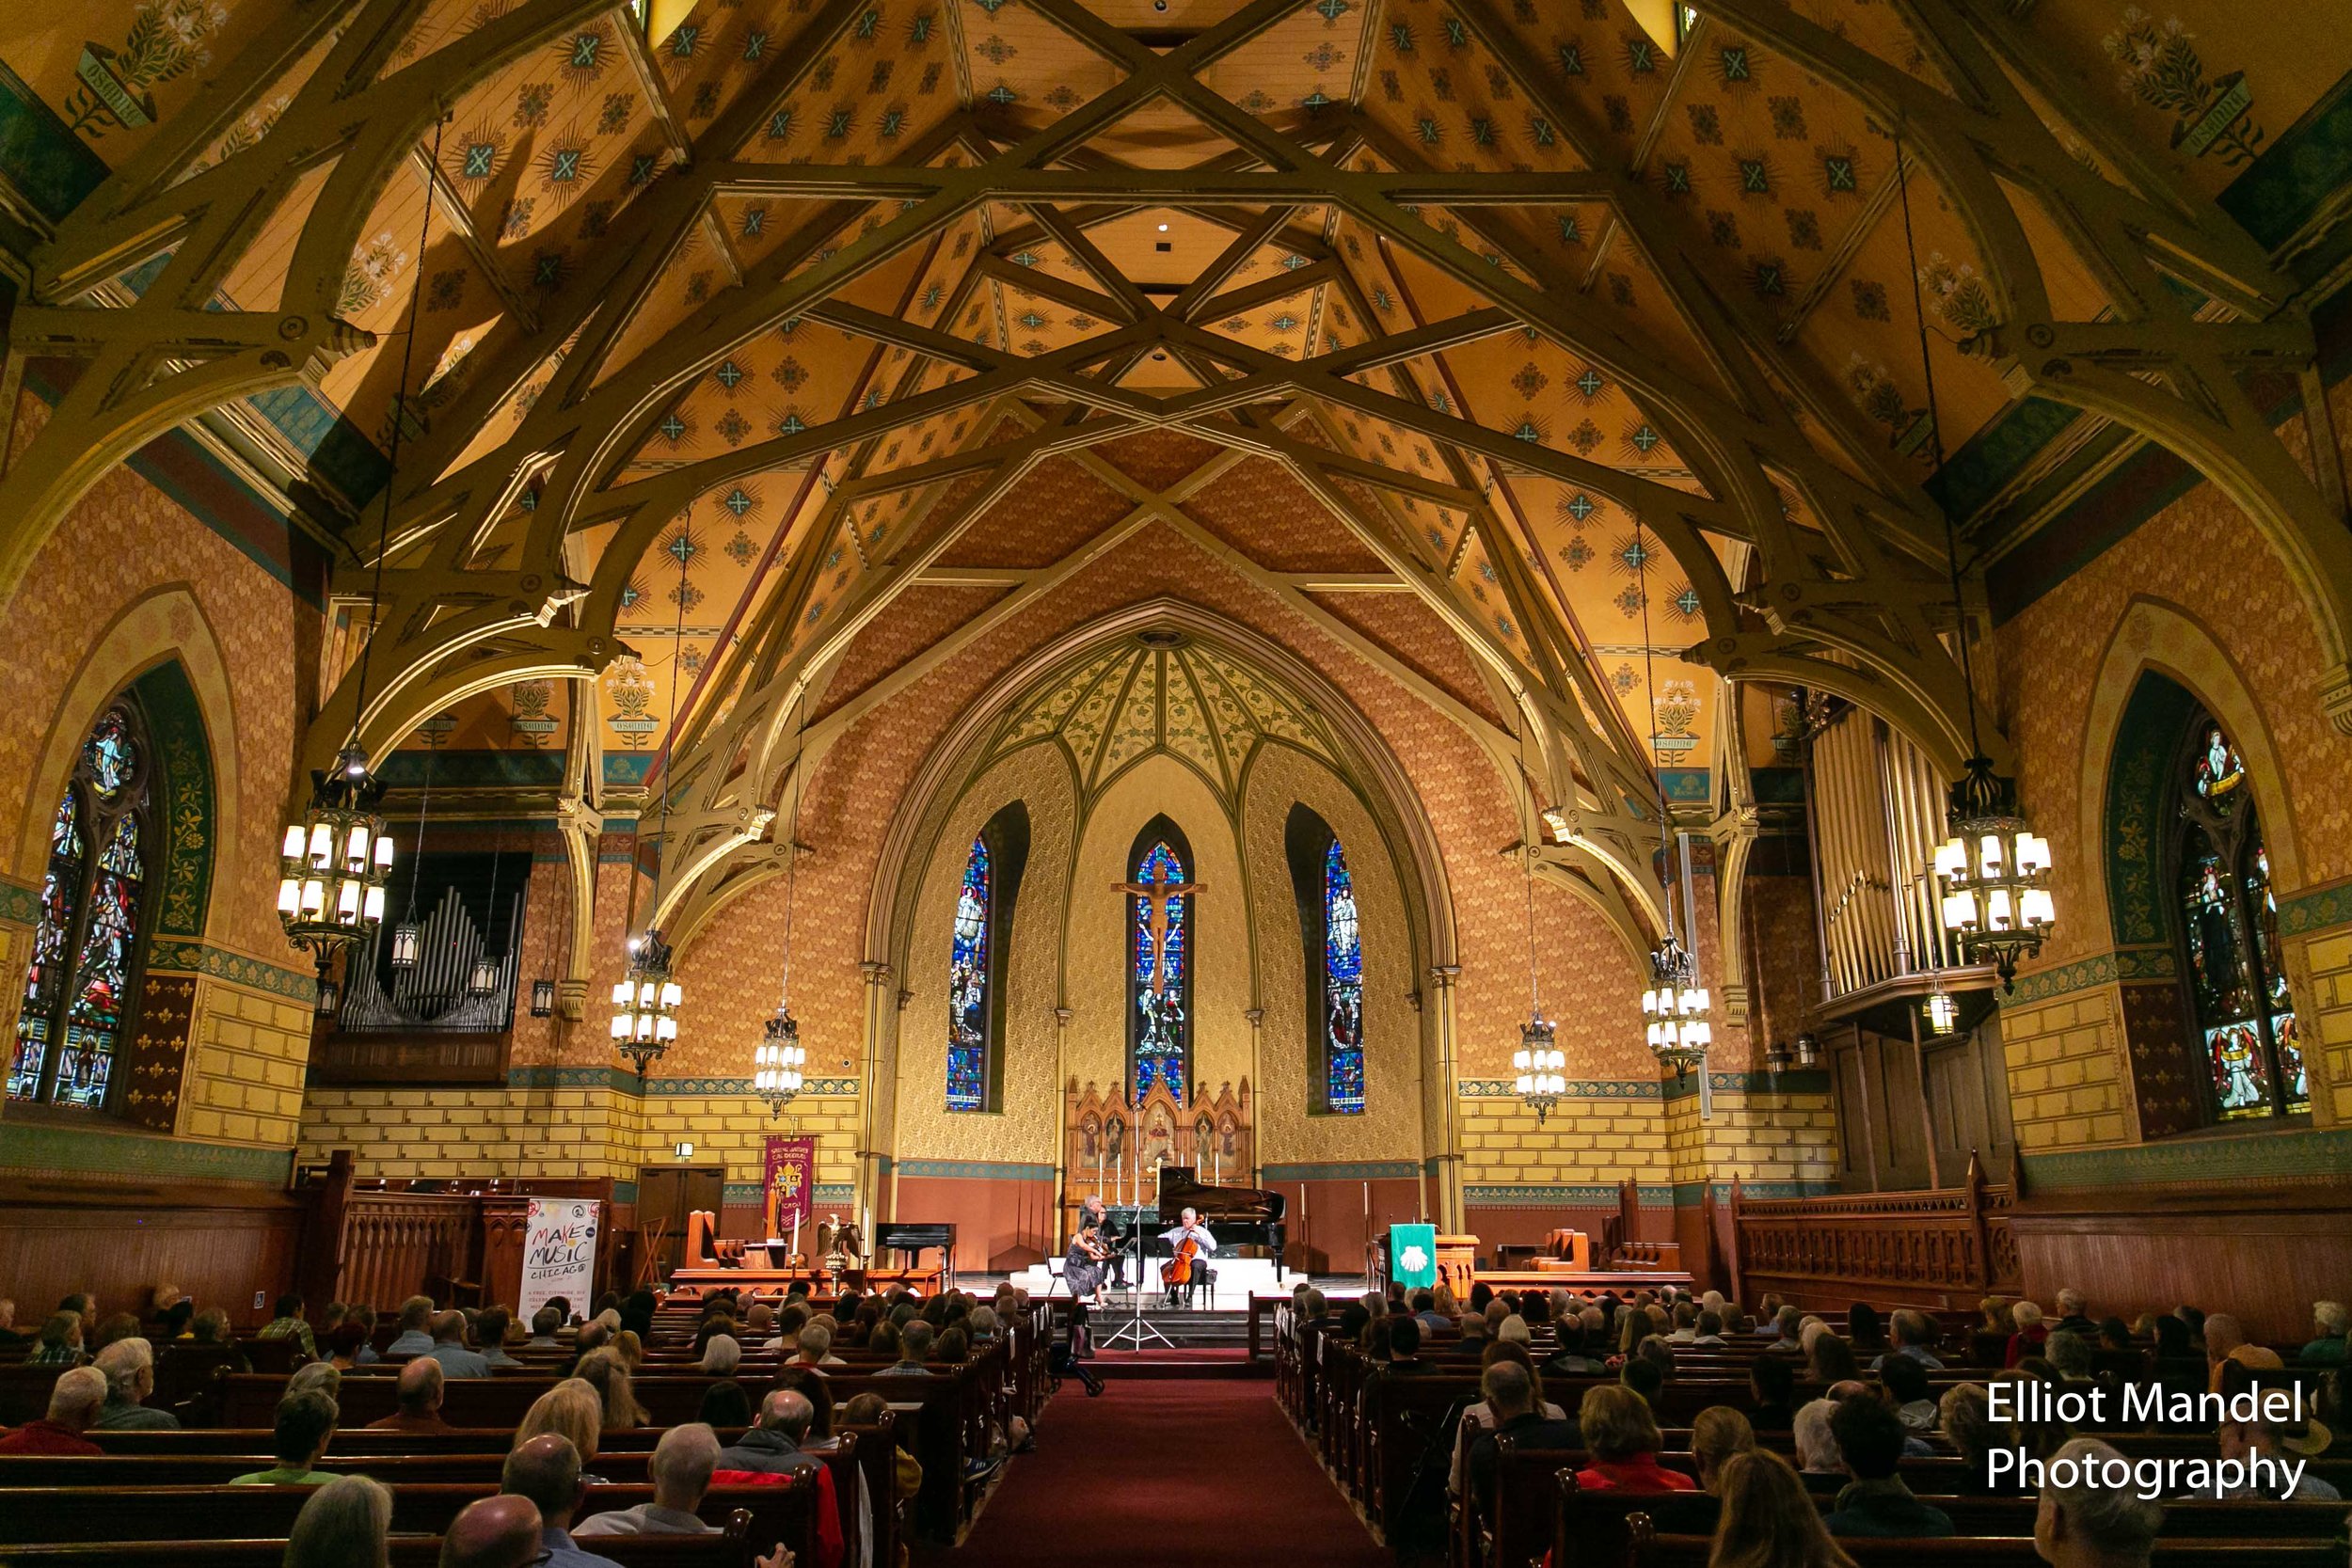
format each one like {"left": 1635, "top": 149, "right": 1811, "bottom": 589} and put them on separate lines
{"left": 715, "top": 1389, "right": 844, "bottom": 1568}
{"left": 0, "top": 1364, "right": 105, "bottom": 1453}
{"left": 503, "top": 1433, "right": 623, "bottom": 1568}
{"left": 577, "top": 1421, "right": 722, "bottom": 1535}
{"left": 439, "top": 1495, "right": 546, "bottom": 1568}
{"left": 368, "top": 1356, "right": 453, "bottom": 1433}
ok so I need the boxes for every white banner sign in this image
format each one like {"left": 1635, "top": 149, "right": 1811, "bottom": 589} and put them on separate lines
{"left": 517, "top": 1197, "right": 601, "bottom": 1324}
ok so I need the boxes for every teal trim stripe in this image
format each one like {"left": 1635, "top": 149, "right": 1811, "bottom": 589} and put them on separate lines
{"left": 814, "top": 1184, "right": 854, "bottom": 1205}
{"left": 722, "top": 1182, "right": 763, "bottom": 1205}
{"left": 501, "top": 1068, "right": 862, "bottom": 1098}
{"left": 1466, "top": 1183, "right": 1675, "bottom": 1206}
{"left": 1664, "top": 1069, "right": 1832, "bottom": 1100}
{"left": 1670, "top": 1179, "right": 1838, "bottom": 1206}
{"left": 0, "top": 1121, "right": 293, "bottom": 1183}
{"left": 2002, "top": 948, "right": 2176, "bottom": 1006}
{"left": 1261, "top": 1160, "right": 1421, "bottom": 1180}
{"left": 1456, "top": 1079, "right": 1662, "bottom": 1100}
{"left": 2022, "top": 1126, "right": 2352, "bottom": 1190}
{"left": 2278, "top": 879, "right": 2352, "bottom": 937}
{"left": 146, "top": 940, "right": 316, "bottom": 1001}
{"left": 895, "top": 1160, "right": 1054, "bottom": 1180}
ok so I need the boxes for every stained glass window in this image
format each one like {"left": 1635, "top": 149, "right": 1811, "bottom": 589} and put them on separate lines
{"left": 1323, "top": 838, "right": 1365, "bottom": 1115}
{"left": 8, "top": 704, "right": 151, "bottom": 1112}
{"left": 2173, "top": 716, "right": 2305, "bottom": 1122}
{"left": 946, "top": 835, "right": 991, "bottom": 1113}
{"left": 1129, "top": 832, "right": 1191, "bottom": 1103}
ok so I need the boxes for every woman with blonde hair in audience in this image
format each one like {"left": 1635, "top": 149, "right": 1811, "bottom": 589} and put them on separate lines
{"left": 516, "top": 1379, "right": 610, "bottom": 1480}
{"left": 285, "top": 1361, "right": 342, "bottom": 1402}
{"left": 1708, "top": 1449, "right": 1856, "bottom": 1568}
{"left": 575, "top": 1346, "right": 649, "bottom": 1430}
{"left": 1497, "top": 1314, "right": 1532, "bottom": 1345}
{"left": 1692, "top": 1405, "right": 1757, "bottom": 1494}
{"left": 284, "top": 1471, "right": 391, "bottom": 1568}
{"left": 1575, "top": 1385, "right": 1696, "bottom": 1494}
{"left": 699, "top": 1333, "right": 741, "bottom": 1375}
{"left": 612, "top": 1327, "right": 644, "bottom": 1372}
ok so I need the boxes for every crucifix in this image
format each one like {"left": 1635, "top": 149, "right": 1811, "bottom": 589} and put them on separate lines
{"left": 1114, "top": 858, "right": 1202, "bottom": 996}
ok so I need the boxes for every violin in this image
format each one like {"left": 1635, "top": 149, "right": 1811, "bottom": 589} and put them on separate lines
{"left": 1073, "top": 1225, "right": 1113, "bottom": 1261}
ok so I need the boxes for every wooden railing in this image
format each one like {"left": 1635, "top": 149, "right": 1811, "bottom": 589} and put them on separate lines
{"left": 1730, "top": 1155, "right": 2018, "bottom": 1311}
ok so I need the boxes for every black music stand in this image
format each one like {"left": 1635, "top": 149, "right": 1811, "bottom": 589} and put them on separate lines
{"left": 1099, "top": 1219, "right": 1171, "bottom": 1351}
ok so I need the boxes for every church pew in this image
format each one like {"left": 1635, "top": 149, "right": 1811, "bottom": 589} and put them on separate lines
{"left": 0, "top": 1510, "right": 759, "bottom": 1567}
{"left": 0, "top": 1479, "right": 818, "bottom": 1554}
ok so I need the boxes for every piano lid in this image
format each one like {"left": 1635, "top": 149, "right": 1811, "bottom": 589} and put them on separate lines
{"left": 1156, "top": 1164, "right": 1284, "bottom": 1221}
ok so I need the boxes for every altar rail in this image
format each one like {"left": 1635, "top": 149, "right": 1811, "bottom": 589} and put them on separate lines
{"left": 1729, "top": 1155, "right": 2018, "bottom": 1311}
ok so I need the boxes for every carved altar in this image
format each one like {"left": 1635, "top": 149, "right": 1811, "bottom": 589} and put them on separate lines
{"left": 1061, "top": 1075, "right": 1253, "bottom": 1233}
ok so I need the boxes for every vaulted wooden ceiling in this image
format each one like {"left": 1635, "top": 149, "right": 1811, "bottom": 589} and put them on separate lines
{"left": 4, "top": 0, "right": 2344, "bottom": 930}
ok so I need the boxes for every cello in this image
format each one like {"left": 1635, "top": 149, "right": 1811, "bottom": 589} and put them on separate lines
{"left": 1163, "top": 1232, "right": 1200, "bottom": 1294}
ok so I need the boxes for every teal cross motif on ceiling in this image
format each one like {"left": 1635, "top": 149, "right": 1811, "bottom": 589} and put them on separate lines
{"left": 724, "top": 488, "right": 754, "bottom": 516}
{"left": 714, "top": 360, "right": 744, "bottom": 389}
{"left": 1566, "top": 493, "right": 1597, "bottom": 521}
{"left": 659, "top": 415, "right": 686, "bottom": 442}
{"left": 1575, "top": 369, "right": 1605, "bottom": 398}
{"left": 462, "top": 144, "right": 497, "bottom": 178}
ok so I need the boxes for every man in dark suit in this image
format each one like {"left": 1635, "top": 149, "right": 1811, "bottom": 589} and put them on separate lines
{"left": 1468, "top": 1360, "right": 1581, "bottom": 1525}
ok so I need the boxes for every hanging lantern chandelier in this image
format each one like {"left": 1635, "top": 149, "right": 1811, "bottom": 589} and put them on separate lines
{"left": 1510, "top": 841, "right": 1565, "bottom": 1123}
{"left": 467, "top": 840, "right": 505, "bottom": 998}
{"left": 752, "top": 709, "right": 810, "bottom": 1117}
{"left": 1643, "top": 931, "right": 1711, "bottom": 1078}
{"left": 613, "top": 504, "right": 695, "bottom": 1075}
{"left": 1924, "top": 981, "right": 1963, "bottom": 1037}
{"left": 277, "top": 743, "right": 396, "bottom": 957}
{"left": 1893, "top": 131, "right": 2056, "bottom": 993}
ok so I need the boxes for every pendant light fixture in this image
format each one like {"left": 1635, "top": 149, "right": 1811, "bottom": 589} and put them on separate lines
{"left": 388, "top": 721, "right": 437, "bottom": 971}
{"left": 612, "top": 520, "right": 691, "bottom": 1073}
{"left": 1923, "top": 982, "right": 1962, "bottom": 1037}
{"left": 1511, "top": 837, "right": 1565, "bottom": 1124}
{"left": 753, "top": 707, "right": 809, "bottom": 1117}
{"left": 1893, "top": 132, "right": 2056, "bottom": 991}
{"left": 278, "top": 121, "right": 450, "bottom": 982}
{"left": 1629, "top": 510, "right": 1711, "bottom": 1080}
{"left": 467, "top": 838, "right": 504, "bottom": 998}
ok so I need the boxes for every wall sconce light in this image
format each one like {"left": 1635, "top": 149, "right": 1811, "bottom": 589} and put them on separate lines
{"left": 530, "top": 979, "right": 556, "bottom": 1018}
{"left": 675, "top": 1141, "right": 694, "bottom": 1160}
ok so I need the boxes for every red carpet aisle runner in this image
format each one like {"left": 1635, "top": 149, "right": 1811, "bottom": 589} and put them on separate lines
{"left": 922, "top": 1377, "right": 1389, "bottom": 1568}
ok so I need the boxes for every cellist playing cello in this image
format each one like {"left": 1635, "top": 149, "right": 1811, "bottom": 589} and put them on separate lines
{"left": 1157, "top": 1205, "right": 1219, "bottom": 1308}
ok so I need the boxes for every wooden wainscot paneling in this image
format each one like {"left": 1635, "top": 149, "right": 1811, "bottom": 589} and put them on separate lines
{"left": 2007, "top": 1178, "right": 2352, "bottom": 1344}
{"left": 0, "top": 1171, "right": 303, "bottom": 1325}
{"left": 1730, "top": 1154, "right": 2021, "bottom": 1313}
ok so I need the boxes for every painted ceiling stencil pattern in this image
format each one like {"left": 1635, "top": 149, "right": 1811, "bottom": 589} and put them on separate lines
{"left": 989, "top": 636, "right": 1338, "bottom": 802}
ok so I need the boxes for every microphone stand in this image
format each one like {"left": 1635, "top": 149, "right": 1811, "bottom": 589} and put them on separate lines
{"left": 1101, "top": 1209, "right": 1172, "bottom": 1351}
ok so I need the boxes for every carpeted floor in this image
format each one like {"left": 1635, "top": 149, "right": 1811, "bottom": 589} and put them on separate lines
{"left": 920, "top": 1377, "right": 1390, "bottom": 1568}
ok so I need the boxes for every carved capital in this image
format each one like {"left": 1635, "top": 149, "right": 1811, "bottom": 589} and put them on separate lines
{"left": 557, "top": 978, "right": 588, "bottom": 1023}
{"left": 1244, "top": 1007, "right": 1264, "bottom": 1027}
{"left": 1427, "top": 964, "right": 1462, "bottom": 989}
{"left": 2322, "top": 662, "right": 2352, "bottom": 736}
{"left": 859, "top": 960, "right": 894, "bottom": 988}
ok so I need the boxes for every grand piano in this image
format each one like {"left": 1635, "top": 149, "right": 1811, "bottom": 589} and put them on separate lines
{"left": 1104, "top": 1164, "right": 1287, "bottom": 1282}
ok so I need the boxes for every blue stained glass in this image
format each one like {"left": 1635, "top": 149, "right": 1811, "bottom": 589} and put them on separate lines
{"left": 56, "top": 816, "right": 140, "bottom": 1111}
{"left": 1132, "top": 841, "right": 1188, "bottom": 1103}
{"left": 8, "top": 791, "right": 81, "bottom": 1101}
{"left": 946, "top": 835, "right": 991, "bottom": 1112}
{"left": 82, "top": 710, "right": 138, "bottom": 804}
{"left": 1323, "top": 838, "right": 1365, "bottom": 1114}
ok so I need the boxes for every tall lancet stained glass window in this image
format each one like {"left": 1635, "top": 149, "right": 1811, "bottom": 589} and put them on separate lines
{"left": 1322, "top": 839, "right": 1365, "bottom": 1114}
{"left": 1127, "top": 826, "right": 1193, "bottom": 1103}
{"left": 2173, "top": 715, "right": 2306, "bottom": 1121}
{"left": 946, "top": 836, "right": 992, "bottom": 1112}
{"left": 8, "top": 705, "right": 151, "bottom": 1111}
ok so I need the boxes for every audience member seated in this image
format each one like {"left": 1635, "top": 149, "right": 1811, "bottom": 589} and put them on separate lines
{"left": 516, "top": 1380, "right": 610, "bottom": 1481}
{"left": 426, "top": 1309, "right": 492, "bottom": 1377}
{"left": 527, "top": 1307, "right": 564, "bottom": 1350}
{"left": 1844, "top": 1304, "right": 1884, "bottom": 1353}
{"left": 0, "top": 1297, "right": 24, "bottom": 1348}
{"left": 1692, "top": 1405, "right": 1756, "bottom": 1493}
{"left": 1762, "top": 1306, "right": 1804, "bottom": 1354}
{"left": 1870, "top": 1308, "right": 1944, "bottom": 1372}
{"left": 369, "top": 1357, "right": 453, "bottom": 1433}
{"left": 712, "top": 1388, "right": 844, "bottom": 1568}
{"left": 1622, "top": 1356, "right": 1666, "bottom": 1411}
{"left": 1467, "top": 1358, "right": 1581, "bottom": 1522}
{"left": 1823, "top": 1393, "right": 1951, "bottom": 1537}
{"left": 2300, "top": 1299, "right": 2348, "bottom": 1366}
{"left": 287, "top": 1361, "right": 343, "bottom": 1404}
{"left": 0, "top": 1364, "right": 105, "bottom": 1453}
{"left": 91, "top": 1310, "right": 143, "bottom": 1351}
{"left": 92, "top": 1334, "right": 181, "bottom": 1428}
{"left": 1880, "top": 1352, "right": 1936, "bottom": 1433}
{"left": 879, "top": 1321, "right": 935, "bottom": 1375}
{"left": 699, "top": 1379, "right": 754, "bottom": 1426}
{"left": 286, "top": 1473, "right": 391, "bottom": 1568}
{"left": 1793, "top": 1399, "right": 1841, "bottom": 1475}
{"left": 2007, "top": 1301, "right": 2050, "bottom": 1367}
{"left": 1380, "top": 1315, "right": 1433, "bottom": 1373}
{"left": 577, "top": 1421, "right": 723, "bottom": 1536}
{"left": 27, "top": 1308, "right": 86, "bottom": 1365}
{"left": 2053, "top": 1289, "right": 2096, "bottom": 1338}
{"left": 1748, "top": 1356, "right": 1797, "bottom": 1431}
{"left": 259, "top": 1292, "right": 318, "bottom": 1358}
{"left": 326, "top": 1320, "right": 373, "bottom": 1370}
{"left": 386, "top": 1295, "right": 437, "bottom": 1356}
{"left": 1574, "top": 1383, "right": 1693, "bottom": 1495}
{"left": 1808, "top": 1333, "right": 1860, "bottom": 1385}
{"left": 577, "top": 1346, "right": 650, "bottom": 1428}
{"left": 503, "top": 1433, "right": 623, "bottom": 1568}
{"left": 440, "top": 1496, "right": 547, "bottom": 1568}
{"left": 475, "top": 1307, "right": 523, "bottom": 1369}
{"left": 1546, "top": 1317, "right": 1606, "bottom": 1376}
{"left": 700, "top": 1333, "right": 742, "bottom": 1375}
{"left": 235, "top": 1389, "right": 340, "bottom": 1485}
{"left": 2034, "top": 1437, "right": 2161, "bottom": 1568}
{"left": 2216, "top": 1359, "right": 2341, "bottom": 1499}
{"left": 793, "top": 1322, "right": 847, "bottom": 1370}
{"left": 1709, "top": 1449, "right": 1856, "bottom": 1568}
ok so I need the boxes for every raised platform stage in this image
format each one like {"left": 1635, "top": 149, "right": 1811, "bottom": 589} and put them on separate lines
{"left": 665, "top": 1265, "right": 946, "bottom": 1297}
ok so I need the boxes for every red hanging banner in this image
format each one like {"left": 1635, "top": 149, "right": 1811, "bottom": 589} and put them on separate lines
{"left": 763, "top": 1133, "right": 817, "bottom": 1239}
